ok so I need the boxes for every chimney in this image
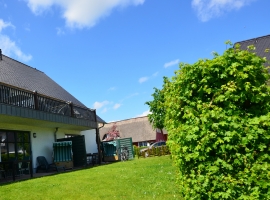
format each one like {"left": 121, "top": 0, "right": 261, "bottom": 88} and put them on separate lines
{"left": 0, "top": 49, "right": 2, "bottom": 61}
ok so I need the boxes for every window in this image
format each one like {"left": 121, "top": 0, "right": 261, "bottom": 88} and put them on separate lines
{"left": 0, "top": 130, "right": 31, "bottom": 162}
{"left": 65, "top": 134, "right": 77, "bottom": 138}
{"left": 138, "top": 141, "right": 148, "bottom": 147}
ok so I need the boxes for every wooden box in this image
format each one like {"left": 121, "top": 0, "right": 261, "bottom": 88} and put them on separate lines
{"left": 55, "top": 161, "right": 73, "bottom": 169}
{"left": 104, "top": 155, "right": 118, "bottom": 162}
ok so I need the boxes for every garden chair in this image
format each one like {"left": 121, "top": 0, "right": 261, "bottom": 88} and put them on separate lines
{"left": 5, "top": 157, "right": 17, "bottom": 177}
{"left": 36, "top": 156, "right": 65, "bottom": 173}
{"left": 19, "top": 156, "right": 30, "bottom": 175}
{"left": 0, "top": 168, "right": 6, "bottom": 180}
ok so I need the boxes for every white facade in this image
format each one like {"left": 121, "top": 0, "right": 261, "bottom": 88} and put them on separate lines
{"left": 80, "top": 129, "right": 98, "bottom": 154}
{"left": 0, "top": 122, "right": 84, "bottom": 172}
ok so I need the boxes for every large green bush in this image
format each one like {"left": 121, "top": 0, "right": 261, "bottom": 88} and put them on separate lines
{"left": 164, "top": 43, "right": 270, "bottom": 199}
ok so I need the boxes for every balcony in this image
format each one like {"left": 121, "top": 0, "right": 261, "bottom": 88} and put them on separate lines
{"left": 0, "top": 83, "right": 97, "bottom": 130}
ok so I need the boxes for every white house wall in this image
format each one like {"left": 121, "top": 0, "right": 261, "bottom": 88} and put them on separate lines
{"left": 0, "top": 122, "right": 80, "bottom": 173}
{"left": 32, "top": 127, "right": 81, "bottom": 172}
{"left": 32, "top": 127, "right": 55, "bottom": 171}
{"left": 80, "top": 129, "right": 98, "bottom": 154}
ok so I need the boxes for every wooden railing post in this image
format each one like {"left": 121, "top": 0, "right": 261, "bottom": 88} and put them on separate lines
{"left": 68, "top": 101, "right": 74, "bottom": 117}
{"left": 33, "top": 90, "right": 39, "bottom": 110}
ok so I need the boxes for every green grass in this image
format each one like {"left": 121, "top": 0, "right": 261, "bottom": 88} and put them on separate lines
{"left": 0, "top": 156, "right": 181, "bottom": 200}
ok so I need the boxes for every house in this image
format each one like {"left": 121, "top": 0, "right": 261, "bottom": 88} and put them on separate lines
{"left": 0, "top": 49, "right": 105, "bottom": 174}
{"left": 99, "top": 116, "right": 167, "bottom": 147}
{"left": 235, "top": 34, "right": 270, "bottom": 65}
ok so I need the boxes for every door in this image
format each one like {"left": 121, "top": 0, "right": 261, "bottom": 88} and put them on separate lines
{"left": 0, "top": 130, "right": 31, "bottom": 162}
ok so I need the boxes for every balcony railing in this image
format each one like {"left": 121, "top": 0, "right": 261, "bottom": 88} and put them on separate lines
{"left": 0, "top": 83, "right": 96, "bottom": 121}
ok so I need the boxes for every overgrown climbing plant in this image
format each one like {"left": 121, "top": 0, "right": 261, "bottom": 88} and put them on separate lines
{"left": 163, "top": 42, "right": 270, "bottom": 199}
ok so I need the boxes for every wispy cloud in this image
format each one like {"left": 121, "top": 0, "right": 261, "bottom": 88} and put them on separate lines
{"left": 164, "top": 59, "right": 179, "bottom": 68}
{"left": 24, "top": 24, "right": 31, "bottom": 32}
{"left": 120, "top": 92, "right": 139, "bottom": 103}
{"left": 25, "top": 0, "right": 145, "bottom": 29}
{"left": 0, "top": 19, "right": 32, "bottom": 62}
{"left": 138, "top": 71, "right": 159, "bottom": 84}
{"left": 152, "top": 71, "right": 158, "bottom": 77}
{"left": 93, "top": 100, "right": 110, "bottom": 110}
{"left": 138, "top": 76, "right": 149, "bottom": 83}
{"left": 0, "top": 19, "right": 14, "bottom": 32}
{"left": 108, "top": 87, "right": 116, "bottom": 91}
{"left": 113, "top": 103, "right": 121, "bottom": 110}
{"left": 56, "top": 27, "right": 65, "bottom": 35}
{"left": 101, "top": 107, "right": 107, "bottom": 113}
{"left": 0, "top": 2, "right": 7, "bottom": 8}
{"left": 108, "top": 119, "right": 120, "bottom": 123}
{"left": 126, "top": 92, "right": 139, "bottom": 99}
{"left": 192, "top": 0, "right": 256, "bottom": 22}
{"left": 136, "top": 110, "right": 152, "bottom": 117}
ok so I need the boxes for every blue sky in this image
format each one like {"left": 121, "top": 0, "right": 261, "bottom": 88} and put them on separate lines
{"left": 0, "top": 0, "right": 269, "bottom": 122}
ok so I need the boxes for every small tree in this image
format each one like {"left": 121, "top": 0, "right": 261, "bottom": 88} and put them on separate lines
{"left": 164, "top": 43, "right": 270, "bottom": 199}
{"left": 145, "top": 77, "right": 168, "bottom": 134}
{"left": 103, "top": 123, "right": 120, "bottom": 141}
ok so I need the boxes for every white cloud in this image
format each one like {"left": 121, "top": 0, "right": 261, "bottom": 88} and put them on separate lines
{"left": 93, "top": 100, "right": 109, "bottom": 110}
{"left": 24, "top": 24, "right": 31, "bottom": 32}
{"left": 108, "top": 87, "right": 116, "bottom": 91}
{"left": 108, "top": 119, "right": 119, "bottom": 123}
{"left": 139, "top": 72, "right": 159, "bottom": 84}
{"left": 25, "top": 0, "right": 145, "bottom": 29}
{"left": 0, "top": 1, "right": 8, "bottom": 8}
{"left": 152, "top": 71, "right": 158, "bottom": 77}
{"left": 126, "top": 92, "right": 139, "bottom": 99}
{"left": 56, "top": 27, "right": 65, "bottom": 35}
{"left": 101, "top": 107, "right": 108, "bottom": 113}
{"left": 120, "top": 92, "right": 139, "bottom": 103}
{"left": 139, "top": 76, "right": 149, "bottom": 83}
{"left": 192, "top": 0, "right": 255, "bottom": 22}
{"left": 164, "top": 59, "right": 179, "bottom": 68}
{"left": 136, "top": 110, "right": 152, "bottom": 117}
{"left": 113, "top": 103, "right": 121, "bottom": 110}
{"left": 0, "top": 19, "right": 14, "bottom": 32}
{"left": 0, "top": 19, "right": 32, "bottom": 62}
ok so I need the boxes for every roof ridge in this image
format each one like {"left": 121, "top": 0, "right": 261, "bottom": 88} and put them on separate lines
{"left": 108, "top": 116, "right": 148, "bottom": 123}
{"left": 2, "top": 54, "right": 44, "bottom": 73}
{"left": 235, "top": 34, "right": 270, "bottom": 44}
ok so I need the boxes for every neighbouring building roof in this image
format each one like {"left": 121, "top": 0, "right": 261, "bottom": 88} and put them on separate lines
{"left": 99, "top": 116, "right": 157, "bottom": 143}
{"left": 0, "top": 52, "right": 106, "bottom": 123}
{"left": 235, "top": 34, "right": 270, "bottom": 69}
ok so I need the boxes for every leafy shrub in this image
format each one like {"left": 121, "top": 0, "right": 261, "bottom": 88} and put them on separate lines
{"left": 164, "top": 43, "right": 270, "bottom": 199}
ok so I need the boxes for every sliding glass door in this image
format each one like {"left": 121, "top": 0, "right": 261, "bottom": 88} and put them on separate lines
{"left": 0, "top": 130, "right": 31, "bottom": 162}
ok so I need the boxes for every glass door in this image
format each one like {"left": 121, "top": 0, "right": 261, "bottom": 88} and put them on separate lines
{"left": 0, "top": 130, "right": 31, "bottom": 162}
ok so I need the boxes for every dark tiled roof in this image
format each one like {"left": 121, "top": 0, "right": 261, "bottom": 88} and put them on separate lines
{"left": 235, "top": 34, "right": 270, "bottom": 63}
{"left": 97, "top": 115, "right": 106, "bottom": 124}
{"left": 0, "top": 53, "right": 106, "bottom": 123}
{"left": 0, "top": 54, "right": 85, "bottom": 107}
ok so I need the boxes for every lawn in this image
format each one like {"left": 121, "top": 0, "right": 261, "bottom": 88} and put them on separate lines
{"left": 0, "top": 156, "right": 181, "bottom": 200}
